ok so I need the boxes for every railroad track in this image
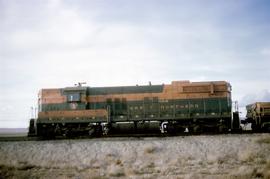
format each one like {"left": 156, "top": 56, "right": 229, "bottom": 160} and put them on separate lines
{"left": 0, "top": 136, "right": 41, "bottom": 142}
{"left": 0, "top": 130, "right": 261, "bottom": 142}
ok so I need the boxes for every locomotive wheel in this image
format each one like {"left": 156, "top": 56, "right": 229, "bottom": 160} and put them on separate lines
{"left": 40, "top": 127, "right": 55, "bottom": 139}
{"left": 189, "top": 125, "right": 202, "bottom": 134}
{"left": 264, "top": 125, "right": 270, "bottom": 133}
{"left": 251, "top": 122, "right": 260, "bottom": 132}
{"left": 95, "top": 125, "right": 102, "bottom": 136}
{"left": 178, "top": 127, "right": 186, "bottom": 133}
{"left": 193, "top": 125, "right": 201, "bottom": 134}
{"left": 88, "top": 128, "right": 95, "bottom": 136}
{"left": 102, "top": 124, "right": 110, "bottom": 135}
{"left": 218, "top": 125, "right": 228, "bottom": 133}
{"left": 62, "top": 128, "right": 71, "bottom": 137}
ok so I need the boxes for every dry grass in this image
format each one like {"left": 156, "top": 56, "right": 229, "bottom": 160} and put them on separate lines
{"left": 115, "top": 159, "right": 122, "bottom": 166}
{"left": 144, "top": 145, "right": 156, "bottom": 154}
{"left": 263, "top": 161, "right": 270, "bottom": 179}
{"left": 238, "top": 150, "right": 256, "bottom": 162}
{"left": 108, "top": 165, "right": 125, "bottom": 177}
{"left": 0, "top": 165, "right": 15, "bottom": 178}
{"left": 256, "top": 137, "right": 270, "bottom": 144}
{"left": 1, "top": 134, "right": 270, "bottom": 178}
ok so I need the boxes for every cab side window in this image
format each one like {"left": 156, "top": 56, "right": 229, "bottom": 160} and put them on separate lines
{"left": 67, "top": 93, "right": 81, "bottom": 102}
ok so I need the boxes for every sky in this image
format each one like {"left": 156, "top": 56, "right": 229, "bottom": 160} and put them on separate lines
{"left": 0, "top": 0, "right": 270, "bottom": 128}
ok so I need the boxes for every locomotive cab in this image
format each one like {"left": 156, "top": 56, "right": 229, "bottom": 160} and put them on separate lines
{"left": 62, "top": 86, "right": 88, "bottom": 110}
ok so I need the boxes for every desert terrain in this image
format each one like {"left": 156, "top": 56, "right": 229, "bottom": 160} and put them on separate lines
{"left": 0, "top": 133, "right": 270, "bottom": 179}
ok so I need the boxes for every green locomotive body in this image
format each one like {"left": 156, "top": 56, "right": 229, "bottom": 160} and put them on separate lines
{"left": 29, "top": 80, "right": 232, "bottom": 137}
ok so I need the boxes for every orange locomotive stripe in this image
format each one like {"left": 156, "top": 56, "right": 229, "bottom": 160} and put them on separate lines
{"left": 38, "top": 109, "right": 108, "bottom": 118}
{"left": 39, "top": 81, "right": 231, "bottom": 104}
{"left": 87, "top": 82, "right": 230, "bottom": 103}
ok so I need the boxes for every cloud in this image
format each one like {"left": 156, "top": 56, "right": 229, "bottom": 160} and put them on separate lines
{"left": 1, "top": 1, "right": 98, "bottom": 55}
{"left": 1, "top": 0, "right": 270, "bottom": 127}
{"left": 261, "top": 48, "right": 270, "bottom": 56}
{"left": 239, "top": 89, "right": 270, "bottom": 107}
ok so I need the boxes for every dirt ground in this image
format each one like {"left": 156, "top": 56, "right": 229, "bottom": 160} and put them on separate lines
{"left": 0, "top": 134, "right": 270, "bottom": 179}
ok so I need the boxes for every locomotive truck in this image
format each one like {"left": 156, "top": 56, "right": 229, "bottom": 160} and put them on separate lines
{"left": 28, "top": 80, "right": 236, "bottom": 137}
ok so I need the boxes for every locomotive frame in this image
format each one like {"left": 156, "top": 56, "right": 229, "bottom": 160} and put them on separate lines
{"left": 28, "top": 80, "right": 239, "bottom": 137}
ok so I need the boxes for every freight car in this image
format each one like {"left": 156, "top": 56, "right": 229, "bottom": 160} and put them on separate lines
{"left": 245, "top": 102, "right": 270, "bottom": 132}
{"left": 28, "top": 81, "right": 234, "bottom": 137}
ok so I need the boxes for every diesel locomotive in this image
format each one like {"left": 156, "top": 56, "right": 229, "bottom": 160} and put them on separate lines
{"left": 28, "top": 80, "right": 239, "bottom": 137}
